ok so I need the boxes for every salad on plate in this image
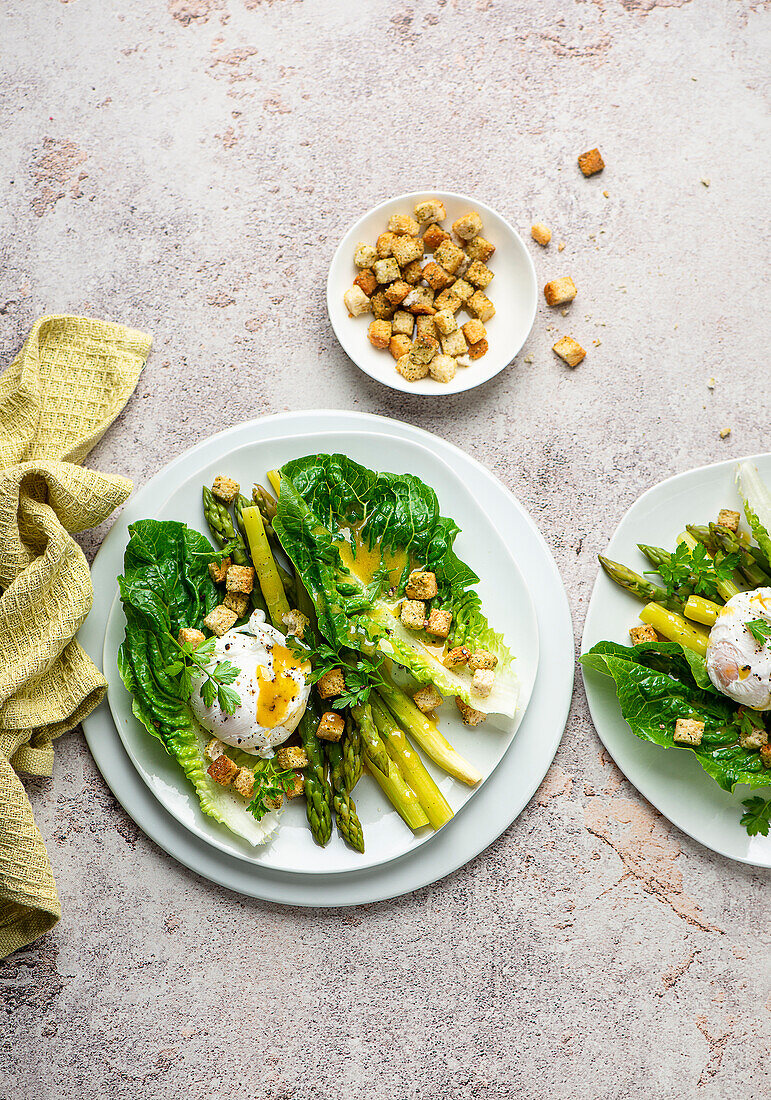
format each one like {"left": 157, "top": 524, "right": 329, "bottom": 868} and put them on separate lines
{"left": 117, "top": 454, "right": 520, "bottom": 854}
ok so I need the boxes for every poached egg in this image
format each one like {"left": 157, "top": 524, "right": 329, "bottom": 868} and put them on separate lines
{"left": 706, "top": 588, "right": 771, "bottom": 710}
{"left": 190, "top": 610, "right": 311, "bottom": 756}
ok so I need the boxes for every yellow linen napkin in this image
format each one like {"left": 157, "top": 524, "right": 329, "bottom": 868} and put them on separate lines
{"left": 0, "top": 315, "right": 151, "bottom": 958}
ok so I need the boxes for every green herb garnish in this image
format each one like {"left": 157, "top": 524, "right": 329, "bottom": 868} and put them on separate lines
{"left": 247, "top": 765, "right": 298, "bottom": 820}
{"left": 163, "top": 634, "right": 241, "bottom": 715}
{"left": 745, "top": 619, "right": 771, "bottom": 646}
{"left": 740, "top": 796, "right": 771, "bottom": 837}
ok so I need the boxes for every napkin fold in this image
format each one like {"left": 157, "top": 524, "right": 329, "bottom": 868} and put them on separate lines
{"left": 0, "top": 315, "right": 151, "bottom": 958}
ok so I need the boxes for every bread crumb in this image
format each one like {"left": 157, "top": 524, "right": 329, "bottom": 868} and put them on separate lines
{"left": 558, "top": 242, "right": 565, "bottom": 252}
{"left": 602, "top": 190, "right": 609, "bottom": 198}
{"left": 701, "top": 178, "right": 711, "bottom": 187}
{"left": 530, "top": 222, "right": 552, "bottom": 246}
{"left": 707, "top": 377, "right": 716, "bottom": 389}
{"left": 719, "top": 427, "right": 731, "bottom": 439}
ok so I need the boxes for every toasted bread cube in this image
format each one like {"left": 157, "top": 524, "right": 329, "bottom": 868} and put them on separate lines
{"left": 466, "top": 260, "right": 494, "bottom": 290}
{"left": 429, "top": 354, "right": 457, "bottom": 383}
{"left": 384, "top": 279, "right": 411, "bottom": 306}
{"left": 462, "top": 319, "right": 486, "bottom": 345}
{"left": 212, "top": 475, "right": 240, "bottom": 504}
{"left": 456, "top": 697, "right": 486, "bottom": 726}
{"left": 233, "top": 767, "right": 255, "bottom": 799}
{"left": 317, "top": 668, "right": 346, "bottom": 699}
{"left": 223, "top": 592, "right": 250, "bottom": 617}
{"left": 281, "top": 609, "right": 309, "bottom": 639}
{"left": 578, "top": 147, "right": 604, "bottom": 177}
{"left": 674, "top": 718, "right": 704, "bottom": 746}
{"left": 423, "top": 223, "right": 451, "bottom": 250}
{"left": 276, "top": 746, "right": 309, "bottom": 770}
{"left": 452, "top": 279, "right": 474, "bottom": 303}
{"left": 466, "top": 236, "right": 496, "bottom": 263}
{"left": 373, "top": 257, "right": 401, "bottom": 285}
{"left": 401, "top": 259, "right": 425, "bottom": 285}
{"left": 433, "top": 308, "right": 458, "bottom": 336}
{"left": 452, "top": 211, "right": 483, "bottom": 241}
{"left": 354, "top": 242, "right": 378, "bottom": 269}
{"left": 739, "top": 719, "right": 768, "bottom": 751}
{"left": 444, "top": 645, "right": 471, "bottom": 669}
{"left": 434, "top": 288, "right": 461, "bottom": 313}
{"left": 400, "top": 599, "right": 426, "bottom": 629}
{"left": 207, "top": 753, "right": 238, "bottom": 785}
{"left": 472, "top": 668, "right": 495, "bottom": 698}
{"left": 388, "top": 213, "right": 420, "bottom": 237}
{"left": 544, "top": 277, "right": 577, "bottom": 306}
{"left": 376, "top": 231, "right": 397, "bottom": 257}
{"left": 395, "top": 353, "right": 429, "bottom": 382}
{"left": 285, "top": 773, "right": 305, "bottom": 798}
{"left": 455, "top": 253, "right": 471, "bottom": 278}
{"left": 630, "top": 625, "right": 657, "bottom": 646}
{"left": 433, "top": 240, "right": 466, "bottom": 275}
{"left": 390, "top": 334, "right": 413, "bottom": 360}
{"left": 317, "top": 712, "right": 345, "bottom": 742}
{"left": 717, "top": 509, "right": 741, "bottom": 532}
{"left": 422, "top": 262, "right": 454, "bottom": 291}
{"left": 208, "top": 557, "right": 231, "bottom": 584}
{"left": 426, "top": 608, "right": 452, "bottom": 638}
{"left": 466, "top": 291, "right": 495, "bottom": 322}
{"left": 392, "top": 310, "right": 414, "bottom": 336}
{"left": 467, "top": 339, "right": 488, "bottom": 360}
{"left": 368, "top": 319, "right": 392, "bottom": 349}
{"left": 440, "top": 329, "right": 468, "bottom": 358}
{"left": 178, "top": 627, "right": 206, "bottom": 649}
{"left": 760, "top": 744, "right": 771, "bottom": 768}
{"left": 406, "top": 570, "right": 438, "bottom": 599}
{"left": 410, "top": 333, "right": 439, "bottom": 365}
{"left": 353, "top": 268, "right": 378, "bottom": 297}
{"left": 553, "top": 336, "right": 586, "bottom": 368}
{"left": 226, "top": 564, "right": 255, "bottom": 594}
{"left": 370, "top": 292, "right": 396, "bottom": 321}
{"left": 205, "top": 737, "right": 226, "bottom": 761}
{"left": 344, "top": 285, "right": 373, "bottom": 317}
{"left": 413, "top": 684, "right": 443, "bottom": 713}
{"left": 414, "top": 198, "right": 447, "bottom": 224}
{"left": 203, "top": 605, "right": 238, "bottom": 637}
{"left": 416, "top": 315, "right": 438, "bottom": 339}
{"left": 264, "top": 793, "right": 283, "bottom": 811}
{"left": 391, "top": 235, "right": 424, "bottom": 267}
{"left": 530, "top": 223, "right": 552, "bottom": 247}
{"left": 469, "top": 650, "right": 498, "bottom": 671}
{"left": 403, "top": 286, "right": 436, "bottom": 315}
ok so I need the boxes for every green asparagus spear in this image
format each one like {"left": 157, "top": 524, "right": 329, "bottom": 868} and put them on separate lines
{"left": 252, "top": 483, "right": 278, "bottom": 523}
{"left": 202, "top": 485, "right": 249, "bottom": 566}
{"left": 370, "top": 697, "right": 453, "bottom": 829}
{"left": 327, "top": 740, "right": 364, "bottom": 852}
{"left": 298, "top": 709, "right": 332, "bottom": 846}
{"left": 342, "top": 715, "right": 362, "bottom": 792}
{"left": 708, "top": 524, "right": 771, "bottom": 587}
{"left": 350, "top": 703, "right": 390, "bottom": 776}
{"left": 598, "top": 555, "right": 684, "bottom": 612}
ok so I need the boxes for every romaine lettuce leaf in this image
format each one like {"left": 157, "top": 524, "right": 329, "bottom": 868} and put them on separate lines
{"left": 736, "top": 461, "right": 771, "bottom": 572}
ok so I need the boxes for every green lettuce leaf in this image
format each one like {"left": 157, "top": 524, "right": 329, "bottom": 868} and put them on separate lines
{"left": 117, "top": 518, "right": 278, "bottom": 846}
{"left": 580, "top": 640, "right": 770, "bottom": 792}
{"left": 736, "top": 460, "right": 771, "bottom": 572}
{"left": 273, "top": 454, "right": 518, "bottom": 716}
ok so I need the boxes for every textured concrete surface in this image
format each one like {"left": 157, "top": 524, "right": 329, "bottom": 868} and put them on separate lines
{"left": 1, "top": 1, "right": 769, "bottom": 1097}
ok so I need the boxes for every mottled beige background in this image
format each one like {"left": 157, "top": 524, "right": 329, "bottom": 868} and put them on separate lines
{"left": 1, "top": 1, "right": 769, "bottom": 1097}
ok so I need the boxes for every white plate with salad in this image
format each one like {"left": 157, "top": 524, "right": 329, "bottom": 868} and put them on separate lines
{"left": 581, "top": 454, "right": 771, "bottom": 866}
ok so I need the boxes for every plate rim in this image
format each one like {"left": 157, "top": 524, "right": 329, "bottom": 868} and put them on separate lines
{"left": 580, "top": 450, "right": 771, "bottom": 868}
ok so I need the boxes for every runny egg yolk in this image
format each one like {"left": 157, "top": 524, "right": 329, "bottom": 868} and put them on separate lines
{"left": 255, "top": 644, "right": 310, "bottom": 728}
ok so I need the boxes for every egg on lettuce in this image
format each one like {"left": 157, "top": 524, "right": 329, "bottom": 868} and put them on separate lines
{"left": 706, "top": 588, "right": 771, "bottom": 710}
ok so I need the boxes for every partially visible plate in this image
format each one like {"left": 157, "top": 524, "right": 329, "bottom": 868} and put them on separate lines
{"left": 581, "top": 453, "right": 771, "bottom": 867}
{"left": 327, "top": 190, "right": 537, "bottom": 396}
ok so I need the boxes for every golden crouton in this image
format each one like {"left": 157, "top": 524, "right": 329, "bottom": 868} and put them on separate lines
{"left": 205, "top": 737, "right": 225, "bottom": 761}
{"left": 433, "top": 288, "right": 461, "bottom": 313}
{"left": 739, "top": 717, "right": 768, "bottom": 750}
{"left": 401, "top": 259, "right": 425, "bottom": 285}
{"left": 426, "top": 608, "right": 452, "bottom": 638}
{"left": 578, "top": 147, "right": 604, "bottom": 177}
{"left": 403, "top": 287, "right": 436, "bottom": 315}
{"left": 276, "top": 746, "right": 309, "bottom": 770}
{"left": 203, "top": 605, "right": 238, "bottom": 637}
{"left": 317, "top": 668, "right": 346, "bottom": 699}
{"left": 466, "top": 291, "right": 495, "bottom": 322}
{"left": 444, "top": 645, "right": 470, "bottom": 669}
{"left": 414, "top": 198, "right": 447, "bottom": 224}
{"left": 400, "top": 599, "right": 426, "bottom": 629}
{"left": 452, "top": 211, "right": 483, "bottom": 241}
{"left": 376, "top": 231, "right": 397, "bottom": 257}
{"left": 368, "top": 319, "right": 392, "bottom": 349}
{"left": 373, "top": 257, "right": 401, "bottom": 285}
{"left": 385, "top": 280, "right": 411, "bottom": 306}
{"left": 433, "top": 309, "right": 458, "bottom": 336}
{"left": 465, "top": 260, "right": 494, "bottom": 290}
{"left": 390, "top": 334, "right": 412, "bottom": 360}
{"left": 462, "top": 319, "right": 486, "bottom": 345}
{"left": 317, "top": 712, "right": 345, "bottom": 743}
{"left": 388, "top": 213, "right": 420, "bottom": 236}
{"left": 212, "top": 476, "right": 239, "bottom": 504}
{"left": 530, "top": 223, "right": 552, "bottom": 246}
{"left": 354, "top": 269, "right": 378, "bottom": 297}
{"left": 395, "top": 353, "right": 429, "bottom": 382}
{"left": 469, "top": 650, "right": 498, "bottom": 671}
{"left": 553, "top": 336, "right": 586, "bottom": 368}
{"left": 413, "top": 684, "right": 443, "bottom": 713}
{"left": 472, "top": 668, "right": 495, "bottom": 698}
{"left": 429, "top": 354, "right": 457, "bottom": 383}
{"left": 281, "top": 609, "right": 309, "bottom": 639}
{"left": 467, "top": 339, "right": 488, "bottom": 360}
{"left": 452, "top": 279, "right": 474, "bottom": 303}
{"left": 544, "top": 277, "right": 577, "bottom": 306}
{"left": 343, "top": 286, "right": 373, "bottom": 317}
{"left": 406, "top": 570, "right": 439, "bottom": 599}
{"left": 178, "top": 627, "right": 206, "bottom": 649}
{"left": 466, "top": 236, "right": 496, "bottom": 263}
{"left": 392, "top": 310, "right": 414, "bottom": 336}
{"left": 422, "top": 262, "right": 455, "bottom": 291}
{"left": 717, "top": 509, "right": 740, "bottom": 532}
{"left": 391, "top": 235, "right": 424, "bottom": 268}
{"left": 440, "top": 330, "right": 468, "bottom": 358}
{"left": 433, "top": 240, "right": 466, "bottom": 275}
{"left": 455, "top": 696, "right": 486, "bottom": 726}
{"left": 423, "top": 223, "right": 451, "bottom": 251}
{"left": 264, "top": 793, "right": 283, "bottom": 811}
{"left": 208, "top": 557, "right": 231, "bottom": 585}
{"left": 223, "top": 592, "right": 250, "bottom": 617}
{"left": 673, "top": 718, "right": 704, "bottom": 746}
{"left": 760, "top": 743, "right": 771, "bottom": 768}
{"left": 233, "top": 767, "right": 255, "bottom": 799}
{"left": 285, "top": 773, "right": 306, "bottom": 798}
{"left": 207, "top": 754, "right": 238, "bottom": 785}
{"left": 370, "top": 291, "right": 396, "bottom": 321}
{"left": 630, "top": 625, "right": 657, "bottom": 646}
{"left": 410, "top": 334, "right": 439, "bottom": 365}
{"left": 226, "top": 564, "right": 255, "bottom": 594}
{"left": 416, "top": 315, "right": 438, "bottom": 339}
{"left": 354, "top": 242, "right": 378, "bottom": 269}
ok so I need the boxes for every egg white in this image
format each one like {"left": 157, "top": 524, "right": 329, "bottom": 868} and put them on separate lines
{"left": 706, "top": 588, "right": 771, "bottom": 710}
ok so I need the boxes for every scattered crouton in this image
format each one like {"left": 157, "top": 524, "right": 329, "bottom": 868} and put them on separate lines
{"left": 376, "top": 231, "right": 397, "bottom": 258}
{"left": 422, "top": 261, "right": 455, "bottom": 291}
{"left": 429, "top": 354, "right": 457, "bottom": 383}
{"left": 373, "top": 257, "right": 401, "bottom": 285}
{"left": 390, "top": 334, "right": 413, "bottom": 360}
{"left": 403, "top": 287, "right": 436, "bottom": 315}
{"left": 472, "top": 669, "right": 495, "bottom": 698}
{"left": 469, "top": 650, "right": 498, "bottom": 671}
{"left": 760, "top": 744, "right": 771, "bottom": 769}
{"left": 416, "top": 315, "right": 438, "bottom": 339}
{"left": 434, "top": 288, "right": 461, "bottom": 313}
{"left": 385, "top": 280, "right": 411, "bottom": 306}
{"left": 462, "top": 319, "right": 486, "bottom": 345}
{"left": 717, "top": 509, "right": 740, "bottom": 532}
{"left": 426, "top": 608, "right": 452, "bottom": 638}
{"left": 530, "top": 223, "right": 552, "bottom": 246}
{"left": 223, "top": 592, "right": 250, "bottom": 617}
{"left": 354, "top": 242, "right": 378, "bottom": 269}
{"left": 226, "top": 564, "right": 255, "bottom": 594}
{"left": 368, "top": 319, "right": 392, "bottom": 349}
{"left": 440, "top": 329, "right": 468, "bottom": 358}
{"left": 400, "top": 599, "right": 426, "bottom": 629}
{"left": 203, "top": 605, "right": 238, "bottom": 637}
{"left": 285, "top": 773, "right": 305, "bottom": 798}
{"left": 739, "top": 716, "right": 768, "bottom": 750}
{"left": 276, "top": 746, "right": 309, "bottom": 770}
{"left": 396, "top": 353, "right": 429, "bottom": 382}
{"left": 434, "top": 309, "right": 458, "bottom": 336}
{"left": 406, "top": 570, "right": 438, "bottom": 599}
{"left": 353, "top": 268, "right": 377, "bottom": 297}
{"left": 578, "top": 147, "right": 604, "bottom": 177}
{"left": 630, "top": 625, "right": 657, "bottom": 646}
{"left": 233, "top": 768, "right": 255, "bottom": 799}
{"left": 317, "top": 712, "right": 345, "bottom": 742}
{"left": 208, "top": 558, "right": 231, "bottom": 585}
{"left": 452, "top": 211, "right": 483, "bottom": 240}
{"left": 344, "top": 286, "right": 373, "bottom": 317}
{"left": 388, "top": 213, "right": 420, "bottom": 236}
{"left": 411, "top": 333, "right": 439, "bottom": 364}
{"left": 423, "top": 223, "right": 451, "bottom": 251}
{"left": 544, "top": 277, "right": 577, "bottom": 306}
{"left": 467, "top": 339, "right": 488, "bottom": 360}
{"left": 401, "top": 259, "right": 425, "bottom": 285}
{"left": 553, "top": 336, "right": 586, "bottom": 368}
{"left": 392, "top": 310, "right": 414, "bottom": 336}
{"left": 465, "top": 260, "right": 494, "bottom": 289}
{"left": 452, "top": 279, "right": 474, "bottom": 303}
{"left": 205, "top": 737, "right": 225, "bottom": 761}
{"left": 413, "top": 684, "right": 443, "bottom": 713}
{"left": 466, "top": 236, "right": 496, "bottom": 263}
{"left": 207, "top": 754, "right": 238, "bottom": 785}
{"left": 391, "top": 235, "right": 424, "bottom": 268}
{"left": 466, "top": 291, "right": 495, "bottom": 322}
{"left": 212, "top": 475, "right": 239, "bottom": 504}
{"left": 673, "top": 718, "right": 704, "bottom": 746}
{"left": 445, "top": 645, "right": 471, "bottom": 669}
{"left": 370, "top": 291, "right": 396, "bottom": 321}
{"left": 282, "top": 609, "right": 309, "bottom": 639}
{"left": 317, "top": 668, "right": 346, "bottom": 699}
{"left": 455, "top": 697, "right": 486, "bottom": 726}
{"left": 433, "top": 239, "right": 466, "bottom": 275}
{"left": 414, "top": 198, "right": 447, "bottom": 224}
{"left": 178, "top": 627, "right": 206, "bottom": 649}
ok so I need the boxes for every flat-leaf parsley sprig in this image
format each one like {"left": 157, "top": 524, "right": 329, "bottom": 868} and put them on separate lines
{"left": 745, "top": 618, "right": 771, "bottom": 646}
{"left": 740, "top": 796, "right": 771, "bottom": 837}
{"left": 247, "top": 765, "right": 298, "bottom": 821}
{"left": 163, "top": 633, "right": 241, "bottom": 715}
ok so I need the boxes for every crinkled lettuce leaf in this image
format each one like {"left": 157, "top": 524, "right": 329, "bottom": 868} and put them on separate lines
{"left": 273, "top": 454, "right": 518, "bottom": 716}
{"left": 580, "top": 640, "right": 770, "bottom": 791}
{"left": 736, "top": 460, "right": 771, "bottom": 572}
{"left": 118, "top": 518, "right": 278, "bottom": 846}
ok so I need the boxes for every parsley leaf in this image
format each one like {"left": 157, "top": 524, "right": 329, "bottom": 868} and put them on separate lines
{"left": 162, "top": 632, "right": 242, "bottom": 715}
{"left": 740, "top": 796, "right": 771, "bottom": 837}
{"left": 247, "top": 764, "right": 298, "bottom": 820}
{"left": 746, "top": 619, "right": 771, "bottom": 646}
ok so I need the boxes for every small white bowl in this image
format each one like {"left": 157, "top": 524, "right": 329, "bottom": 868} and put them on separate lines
{"left": 327, "top": 190, "right": 537, "bottom": 396}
